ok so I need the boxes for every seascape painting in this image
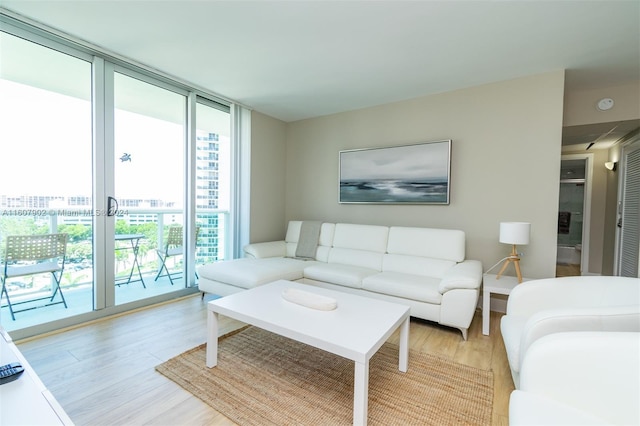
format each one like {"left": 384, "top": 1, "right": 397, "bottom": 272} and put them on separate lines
{"left": 339, "top": 140, "right": 451, "bottom": 204}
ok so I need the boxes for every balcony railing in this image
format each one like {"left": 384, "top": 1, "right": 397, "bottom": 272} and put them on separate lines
{"left": 0, "top": 207, "right": 229, "bottom": 300}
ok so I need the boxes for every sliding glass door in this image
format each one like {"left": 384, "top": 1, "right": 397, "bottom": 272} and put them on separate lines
{"left": 112, "top": 71, "right": 187, "bottom": 305}
{"left": 0, "top": 20, "right": 233, "bottom": 336}
{"left": 0, "top": 31, "right": 95, "bottom": 329}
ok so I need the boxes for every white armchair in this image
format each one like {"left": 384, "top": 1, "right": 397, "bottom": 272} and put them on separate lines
{"left": 509, "top": 332, "right": 640, "bottom": 425}
{"left": 500, "top": 276, "right": 640, "bottom": 388}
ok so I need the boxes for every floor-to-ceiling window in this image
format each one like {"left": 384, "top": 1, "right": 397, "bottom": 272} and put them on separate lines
{"left": 195, "top": 99, "right": 231, "bottom": 268}
{"left": 0, "top": 17, "right": 234, "bottom": 337}
{"left": 0, "top": 31, "right": 95, "bottom": 329}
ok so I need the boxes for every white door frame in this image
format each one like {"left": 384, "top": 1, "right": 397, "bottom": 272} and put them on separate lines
{"left": 560, "top": 153, "right": 594, "bottom": 275}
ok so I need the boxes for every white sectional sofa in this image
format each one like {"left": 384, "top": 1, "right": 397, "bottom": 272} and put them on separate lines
{"left": 198, "top": 221, "right": 483, "bottom": 339}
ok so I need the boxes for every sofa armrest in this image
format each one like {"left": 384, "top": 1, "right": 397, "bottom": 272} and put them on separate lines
{"left": 438, "top": 259, "right": 483, "bottom": 293}
{"left": 506, "top": 279, "right": 575, "bottom": 316}
{"left": 519, "top": 305, "right": 640, "bottom": 370}
{"left": 512, "top": 332, "right": 640, "bottom": 425}
{"left": 243, "top": 241, "right": 286, "bottom": 258}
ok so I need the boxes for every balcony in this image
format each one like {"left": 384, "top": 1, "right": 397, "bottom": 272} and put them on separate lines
{"left": 0, "top": 208, "right": 229, "bottom": 333}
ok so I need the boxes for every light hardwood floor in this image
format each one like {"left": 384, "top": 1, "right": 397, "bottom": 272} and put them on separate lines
{"left": 16, "top": 294, "right": 515, "bottom": 425}
{"left": 556, "top": 263, "right": 581, "bottom": 277}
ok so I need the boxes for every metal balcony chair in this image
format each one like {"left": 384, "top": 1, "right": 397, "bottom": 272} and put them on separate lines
{"left": 1, "top": 233, "right": 69, "bottom": 320}
{"left": 154, "top": 225, "right": 200, "bottom": 285}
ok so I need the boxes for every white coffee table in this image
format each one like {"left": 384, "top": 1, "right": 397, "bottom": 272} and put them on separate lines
{"left": 206, "top": 279, "right": 410, "bottom": 426}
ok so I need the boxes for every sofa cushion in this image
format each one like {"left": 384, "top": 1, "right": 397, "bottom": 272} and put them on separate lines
{"left": 362, "top": 272, "right": 442, "bottom": 304}
{"left": 244, "top": 241, "right": 286, "bottom": 258}
{"left": 328, "top": 247, "right": 384, "bottom": 271}
{"left": 284, "top": 220, "right": 303, "bottom": 257}
{"left": 303, "top": 263, "right": 378, "bottom": 289}
{"left": 387, "top": 226, "right": 465, "bottom": 262}
{"left": 284, "top": 221, "right": 336, "bottom": 260}
{"left": 198, "top": 257, "right": 310, "bottom": 289}
{"left": 320, "top": 223, "right": 388, "bottom": 270}
{"left": 382, "top": 253, "right": 455, "bottom": 278}
{"left": 332, "top": 223, "right": 389, "bottom": 252}
{"left": 315, "top": 223, "right": 336, "bottom": 262}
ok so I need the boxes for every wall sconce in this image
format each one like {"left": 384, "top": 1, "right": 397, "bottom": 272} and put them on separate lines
{"left": 605, "top": 161, "right": 617, "bottom": 171}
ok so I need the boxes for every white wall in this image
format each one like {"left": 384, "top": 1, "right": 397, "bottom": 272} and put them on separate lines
{"left": 282, "top": 71, "right": 566, "bottom": 279}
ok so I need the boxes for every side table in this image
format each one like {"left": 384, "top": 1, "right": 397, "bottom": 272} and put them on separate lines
{"left": 482, "top": 273, "right": 529, "bottom": 335}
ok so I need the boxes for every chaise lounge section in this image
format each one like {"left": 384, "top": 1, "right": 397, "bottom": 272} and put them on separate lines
{"left": 198, "top": 221, "right": 483, "bottom": 339}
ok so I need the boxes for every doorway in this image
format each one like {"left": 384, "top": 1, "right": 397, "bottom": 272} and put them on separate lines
{"left": 557, "top": 155, "right": 593, "bottom": 277}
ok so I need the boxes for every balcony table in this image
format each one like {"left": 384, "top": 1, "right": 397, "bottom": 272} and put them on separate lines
{"left": 115, "top": 234, "right": 146, "bottom": 288}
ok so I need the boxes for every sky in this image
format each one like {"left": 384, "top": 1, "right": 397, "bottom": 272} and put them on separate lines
{"left": 339, "top": 141, "right": 450, "bottom": 181}
{"left": 0, "top": 79, "right": 184, "bottom": 205}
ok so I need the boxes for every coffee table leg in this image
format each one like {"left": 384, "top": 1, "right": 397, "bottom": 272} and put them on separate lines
{"left": 353, "top": 360, "right": 369, "bottom": 426}
{"left": 398, "top": 316, "right": 409, "bottom": 372}
{"left": 206, "top": 310, "right": 219, "bottom": 368}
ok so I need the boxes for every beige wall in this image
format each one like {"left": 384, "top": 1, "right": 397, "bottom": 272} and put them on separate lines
{"left": 563, "top": 81, "right": 640, "bottom": 126}
{"left": 248, "top": 75, "right": 639, "bottom": 279}
{"left": 281, "top": 71, "right": 566, "bottom": 279}
{"left": 249, "top": 111, "right": 288, "bottom": 242}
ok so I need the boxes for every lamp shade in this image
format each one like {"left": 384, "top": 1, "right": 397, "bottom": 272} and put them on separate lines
{"left": 499, "top": 222, "right": 530, "bottom": 245}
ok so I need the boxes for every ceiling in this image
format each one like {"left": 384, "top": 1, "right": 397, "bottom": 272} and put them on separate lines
{"left": 1, "top": 1, "right": 639, "bottom": 134}
{"left": 562, "top": 119, "right": 640, "bottom": 152}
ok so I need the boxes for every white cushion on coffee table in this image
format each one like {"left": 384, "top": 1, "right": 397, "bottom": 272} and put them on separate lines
{"left": 281, "top": 287, "right": 338, "bottom": 310}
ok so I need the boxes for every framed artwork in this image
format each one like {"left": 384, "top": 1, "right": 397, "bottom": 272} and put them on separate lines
{"left": 339, "top": 140, "right": 451, "bottom": 204}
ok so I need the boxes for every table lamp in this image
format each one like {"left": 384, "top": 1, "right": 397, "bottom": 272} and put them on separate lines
{"left": 495, "top": 222, "right": 530, "bottom": 283}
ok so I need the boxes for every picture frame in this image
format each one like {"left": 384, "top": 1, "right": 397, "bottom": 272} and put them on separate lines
{"left": 339, "top": 140, "right": 451, "bottom": 204}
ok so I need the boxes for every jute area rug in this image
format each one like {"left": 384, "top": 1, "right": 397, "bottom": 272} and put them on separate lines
{"left": 156, "top": 326, "right": 493, "bottom": 425}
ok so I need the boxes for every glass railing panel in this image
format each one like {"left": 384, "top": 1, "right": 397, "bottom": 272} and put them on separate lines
{"left": 0, "top": 211, "right": 94, "bottom": 331}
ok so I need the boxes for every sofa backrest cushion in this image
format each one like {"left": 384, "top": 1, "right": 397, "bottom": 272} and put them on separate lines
{"left": 383, "top": 254, "right": 456, "bottom": 278}
{"left": 285, "top": 221, "right": 303, "bottom": 243}
{"left": 284, "top": 220, "right": 335, "bottom": 261}
{"left": 316, "top": 223, "right": 336, "bottom": 262}
{"left": 327, "top": 223, "right": 389, "bottom": 270}
{"left": 387, "top": 226, "right": 466, "bottom": 262}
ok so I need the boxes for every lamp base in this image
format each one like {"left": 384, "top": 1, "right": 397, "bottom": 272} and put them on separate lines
{"left": 495, "top": 244, "right": 523, "bottom": 283}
